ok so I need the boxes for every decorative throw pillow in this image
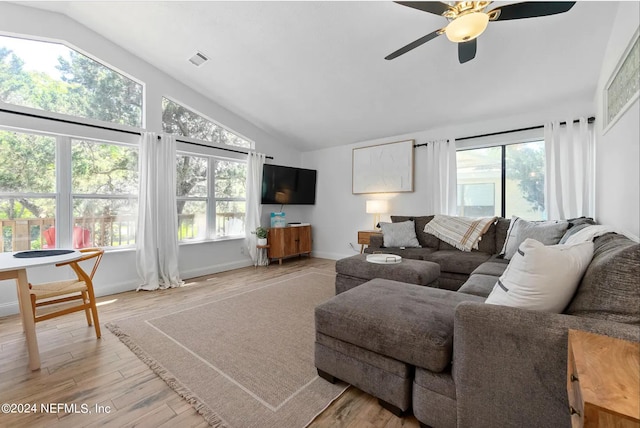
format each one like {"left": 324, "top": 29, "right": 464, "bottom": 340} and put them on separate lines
{"left": 380, "top": 220, "right": 421, "bottom": 248}
{"left": 500, "top": 216, "right": 568, "bottom": 260}
{"left": 486, "top": 238, "right": 594, "bottom": 313}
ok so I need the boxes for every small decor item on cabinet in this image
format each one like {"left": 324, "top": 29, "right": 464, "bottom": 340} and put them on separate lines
{"left": 253, "top": 227, "right": 268, "bottom": 246}
{"left": 270, "top": 212, "right": 286, "bottom": 228}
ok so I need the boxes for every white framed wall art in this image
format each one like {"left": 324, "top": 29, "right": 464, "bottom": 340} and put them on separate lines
{"left": 352, "top": 139, "right": 414, "bottom": 194}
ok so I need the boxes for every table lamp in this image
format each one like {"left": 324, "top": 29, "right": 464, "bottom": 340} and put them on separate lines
{"left": 366, "top": 200, "right": 389, "bottom": 230}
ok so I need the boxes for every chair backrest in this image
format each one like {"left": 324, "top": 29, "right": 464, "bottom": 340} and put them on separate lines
{"left": 56, "top": 247, "right": 104, "bottom": 280}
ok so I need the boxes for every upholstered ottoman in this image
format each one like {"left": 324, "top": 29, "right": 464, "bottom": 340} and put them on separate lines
{"left": 314, "top": 278, "right": 484, "bottom": 415}
{"left": 335, "top": 254, "right": 440, "bottom": 294}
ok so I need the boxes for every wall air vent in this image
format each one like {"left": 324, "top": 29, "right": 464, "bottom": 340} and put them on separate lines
{"left": 188, "top": 51, "right": 209, "bottom": 67}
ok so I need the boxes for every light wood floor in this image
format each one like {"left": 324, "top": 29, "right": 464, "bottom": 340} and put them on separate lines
{"left": 0, "top": 257, "right": 419, "bottom": 428}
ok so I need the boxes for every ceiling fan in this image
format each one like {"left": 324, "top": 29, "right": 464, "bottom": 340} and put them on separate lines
{"left": 385, "top": 1, "right": 576, "bottom": 64}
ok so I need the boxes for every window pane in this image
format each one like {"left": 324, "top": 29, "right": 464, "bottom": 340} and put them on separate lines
{"left": 176, "top": 155, "right": 207, "bottom": 197}
{"left": 0, "top": 197, "right": 55, "bottom": 251}
{"left": 505, "top": 141, "right": 545, "bottom": 220}
{"left": 72, "top": 140, "right": 138, "bottom": 194}
{"left": 73, "top": 198, "right": 137, "bottom": 248}
{"left": 214, "top": 160, "right": 246, "bottom": 198}
{"left": 178, "top": 200, "right": 206, "bottom": 240}
{"left": 456, "top": 147, "right": 501, "bottom": 217}
{"left": 162, "top": 97, "right": 252, "bottom": 148}
{"left": 0, "top": 130, "right": 55, "bottom": 193}
{"left": 0, "top": 35, "right": 142, "bottom": 127}
{"left": 216, "top": 201, "right": 245, "bottom": 237}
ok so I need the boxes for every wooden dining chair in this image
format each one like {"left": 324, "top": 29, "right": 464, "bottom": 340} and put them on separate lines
{"left": 29, "top": 247, "right": 104, "bottom": 338}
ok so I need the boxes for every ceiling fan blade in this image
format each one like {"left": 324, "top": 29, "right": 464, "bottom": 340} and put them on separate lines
{"left": 394, "top": 1, "right": 452, "bottom": 16}
{"left": 490, "top": 2, "right": 576, "bottom": 21}
{"left": 458, "top": 39, "right": 477, "bottom": 64}
{"left": 385, "top": 29, "right": 443, "bottom": 60}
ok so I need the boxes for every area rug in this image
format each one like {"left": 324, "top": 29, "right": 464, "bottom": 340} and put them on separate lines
{"left": 106, "top": 268, "right": 346, "bottom": 428}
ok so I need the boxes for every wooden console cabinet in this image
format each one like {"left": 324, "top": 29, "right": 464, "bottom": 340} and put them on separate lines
{"left": 268, "top": 225, "right": 312, "bottom": 265}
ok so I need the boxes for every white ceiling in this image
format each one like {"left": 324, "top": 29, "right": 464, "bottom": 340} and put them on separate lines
{"left": 23, "top": 1, "right": 617, "bottom": 151}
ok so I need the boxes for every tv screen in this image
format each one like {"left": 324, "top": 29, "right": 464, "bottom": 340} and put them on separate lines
{"left": 261, "top": 164, "right": 317, "bottom": 205}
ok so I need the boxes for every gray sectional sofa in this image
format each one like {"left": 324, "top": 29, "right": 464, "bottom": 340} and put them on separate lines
{"left": 315, "top": 216, "right": 640, "bottom": 428}
{"left": 364, "top": 215, "right": 512, "bottom": 290}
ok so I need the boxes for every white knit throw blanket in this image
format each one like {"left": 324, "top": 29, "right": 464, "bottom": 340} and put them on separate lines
{"left": 424, "top": 215, "right": 497, "bottom": 252}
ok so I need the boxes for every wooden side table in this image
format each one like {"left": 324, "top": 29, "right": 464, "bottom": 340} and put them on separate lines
{"left": 358, "top": 230, "right": 382, "bottom": 253}
{"left": 567, "top": 329, "right": 640, "bottom": 428}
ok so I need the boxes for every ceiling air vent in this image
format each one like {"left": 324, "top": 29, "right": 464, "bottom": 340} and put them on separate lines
{"left": 188, "top": 51, "right": 209, "bottom": 67}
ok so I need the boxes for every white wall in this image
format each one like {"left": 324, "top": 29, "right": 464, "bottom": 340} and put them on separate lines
{"left": 0, "top": 3, "right": 304, "bottom": 316}
{"left": 303, "top": 102, "right": 597, "bottom": 260}
{"left": 594, "top": 1, "right": 640, "bottom": 240}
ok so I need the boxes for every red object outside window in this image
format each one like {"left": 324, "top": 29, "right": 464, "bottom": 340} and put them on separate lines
{"left": 43, "top": 227, "right": 92, "bottom": 249}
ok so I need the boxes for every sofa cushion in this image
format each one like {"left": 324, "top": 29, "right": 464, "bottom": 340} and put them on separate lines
{"left": 457, "top": 274, "right": 497, "bottom": 298}
{"left": 486, "top": 239, "right": 594, "bottom": 313}
{"left": 437, "top": 220, "right": 499, "bottom": 254}
{"left": 565, "top": 233, "right": 640, "bottom": 325}
{"left": 314, "top": 278, "right": 485, "bottom": 372}
{"left": 380, "top": 220, "right": 421, "bottom": 247}
{"left": 392, "top": 215, "right": 440, "bottom": 248}
{"left": 470, "top": 260, "right": 509, "bottom": 277}
{"left": 425, "top": 250, "right": 491, "bottom": 275}
{"left": 501, "top": 216, "right": 568, "bottom": 260}
{"left": 494, "top": 218, "right": 511, "bottom": 255}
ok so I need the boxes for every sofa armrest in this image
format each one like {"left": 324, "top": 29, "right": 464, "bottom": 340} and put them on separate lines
{"left": 453, "top": 302, "right": 640, "bottom": 428}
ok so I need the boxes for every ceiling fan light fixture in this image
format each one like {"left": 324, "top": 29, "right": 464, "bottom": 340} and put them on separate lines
{"left": 445, "top": 12, "right": 489, "bottom": 43}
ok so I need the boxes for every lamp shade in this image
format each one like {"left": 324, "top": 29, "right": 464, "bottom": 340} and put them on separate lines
{"left": 445, "top": 12, "right": 489, "bottom": 43}
{"left": 366, "top": 200, "right": 389, "bottom": 214}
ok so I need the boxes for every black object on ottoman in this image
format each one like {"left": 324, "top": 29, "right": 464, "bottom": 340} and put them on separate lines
{"left": 335, "top": 253, "right": 440, "bottom": 294}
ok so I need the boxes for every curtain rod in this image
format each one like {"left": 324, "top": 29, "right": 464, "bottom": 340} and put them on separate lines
{"left": 160, "top": 135, "right": 274, "bottom": 160}
{"left": 456, "top": 116, "right": 596, "bottom": 142}
{"left": 413, "top": 116, "right": 596, "bottom": 147}
{"left": 0, "top": 107, "right": 142, "bottom": 135}
{"left": 0, "top": 107, "right": 274, "bottom": 160}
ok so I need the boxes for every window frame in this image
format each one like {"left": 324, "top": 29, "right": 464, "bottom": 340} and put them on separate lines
{"left": 162, "top": 95, "right": 254, "bottom": 150}
{"left": 176, "top": 149, "right": 247, "bottom": 243}
{"left": 0, "top": 124, "right": 140, "bottom": 251}
{"left": 456, "top": 128, "right": 545, "bottom": 220}
{"left": 0, "top": 32, "right": 146, "bottom": 129}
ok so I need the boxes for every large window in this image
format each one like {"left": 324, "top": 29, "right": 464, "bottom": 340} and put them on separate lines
{"left": 457, "top": 140, "right": 545, "bottom": 220}
{"left": 162, "top": 97, "right": 252, "bottom": 149}
{"left": 0, "top": 130, "right": 56, "bottom": 252}
{"left": 72, "top": 140, "right": 138, "bottom": 247}
{"left": 0, "top": 35, "right": 142, "bottom": 127}
{"left": 0, "top": 130, "right": 138, "bottom": 252}
{"left": 177, "top": 154, "right": 246, "bottom": 241}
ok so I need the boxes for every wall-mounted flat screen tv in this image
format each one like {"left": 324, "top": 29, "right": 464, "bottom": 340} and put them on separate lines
{"left": 261, "top": 164, "right": 317, "bottom": 205}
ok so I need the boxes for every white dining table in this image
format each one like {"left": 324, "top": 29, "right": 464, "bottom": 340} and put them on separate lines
{"left": 0, "top": 250, "right": 81, "bottom": 370}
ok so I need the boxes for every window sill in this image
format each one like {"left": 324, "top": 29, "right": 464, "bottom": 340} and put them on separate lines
{"left": 178, "top": 235, "right": 246, "bottom": 247}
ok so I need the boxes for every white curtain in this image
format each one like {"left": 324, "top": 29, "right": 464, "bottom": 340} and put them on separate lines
{"left": 425, "top": 139, "right": 458, "bottom": 215}
{"left": 544, "top": 118, "right": 594, "bottom": 220}
{"left": 244, "top": 152, "right": 266, "bottom": 265}
{"left": 136, "top": 132, "right": 183, "bottom": 291}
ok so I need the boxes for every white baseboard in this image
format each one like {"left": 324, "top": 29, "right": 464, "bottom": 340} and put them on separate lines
{"left": 180, "top": 259, "right": 254, "bottom": 280}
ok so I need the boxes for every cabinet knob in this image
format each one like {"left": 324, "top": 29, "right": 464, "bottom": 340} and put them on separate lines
{"left": 570, "top": 373, "right": 579, "bottom": 382}
{"left": 569, "top": 406, "right": 581, "bottom": 416}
